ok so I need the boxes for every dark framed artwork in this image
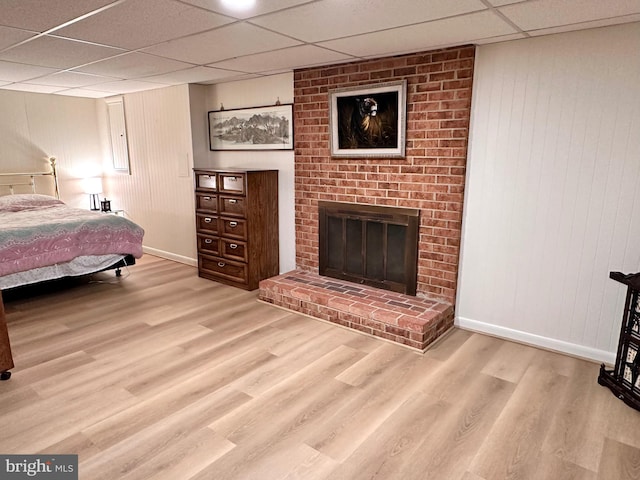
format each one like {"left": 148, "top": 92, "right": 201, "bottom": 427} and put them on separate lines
{"left": 208, "top": 104, "right": 294, "bottom": 151}
{"left": 329, "top": 80, "right": 407, "bottom": 158}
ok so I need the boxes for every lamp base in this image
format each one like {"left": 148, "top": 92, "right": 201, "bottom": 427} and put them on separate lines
{"left": 89, "top": 193, "right": 100, "bottom": 211}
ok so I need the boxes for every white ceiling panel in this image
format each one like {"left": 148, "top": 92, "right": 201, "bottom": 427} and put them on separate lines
{"left": 24, "top": 71, "right": 118, "bottom": 88}
{"left": 55, "top": 0, "right": 234, "bottom": 50}
{"left": 181, "top": 0, "right": 315, "bottom": 19}
{"left": 0, "top": 0, "right": 637, "bottom": 96}
{"left": 1, "top": 83, "right": 65, "bottom": 94}
{"left": 0, "top": 26, "right": 37, "bottom": 51}
{"left": 197, "top": 73, "right": 263, "bottom": 84}
{"left": 250, "top": 0, "right": 487, "bottom": 43}
{"left": 0, "top": 61, "right": 58, "bottom": 83}
{"left": 85, "top": 79, "right": 169, "bottom": 94}
{"left": 0, "top": 35, "right": 123, "bottom": 69}
{"left": 528, "top": 14, "right": 640, "bottom": 37}
{"left": 499, "top": 0, "right": 640, "bottom": 31}
{"left": 0, "top": 0, "right": 117, "bottom": 32}
{"left": 54, "top": 88, "right": 115, "bottom": 98}
{"left": 141, "top": 66, "right": 241, "bottom": 84}
{"left": 142, "top": 22, "right": 301, "bottom": 64}
{"left": 473, "top": 32, "right": 532, "bottom": 44}
{"left": 209, "top": 45, "right": 355, "bottom": 73}
{"left": 74, "top": 52, "right": 192, "bottom": 79}
{"left": 319, "top": 11, "right": 519, "bottom": 58}
{"left": 486, "top": 0, "right": 526, "bottom": 5}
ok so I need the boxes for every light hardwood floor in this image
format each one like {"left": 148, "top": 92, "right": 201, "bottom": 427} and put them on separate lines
{"left": 1, "top": 255, "right": 639, "bottom": 479}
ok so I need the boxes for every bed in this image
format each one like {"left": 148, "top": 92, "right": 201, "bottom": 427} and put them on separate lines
{"left": 0, "top": 158, "right": 145, "bottom": 379}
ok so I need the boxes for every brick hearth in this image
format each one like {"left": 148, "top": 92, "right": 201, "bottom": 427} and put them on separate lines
{"left": 259, "top": 271, "right": 454, "bottom": 351}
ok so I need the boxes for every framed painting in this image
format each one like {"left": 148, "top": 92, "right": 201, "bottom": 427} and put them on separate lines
{"left": 208, "top": 104, "right": 294, "bottom": 151}
{"left": 329, "top": 80, "right": 407, "bottom": 158}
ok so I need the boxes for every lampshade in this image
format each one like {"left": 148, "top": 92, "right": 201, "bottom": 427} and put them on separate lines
{"left": 83, "top": 177, "right": 103, "bottom": 195}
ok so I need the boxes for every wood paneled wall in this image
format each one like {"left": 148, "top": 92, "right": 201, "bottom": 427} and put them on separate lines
{"left": 0, "top": 90, "right": 103, "bottom": 207}
{"left": 106, "top": 84, "right": 197, "bottom": 265}
{"left": 457, "top": 23, "right": 640, "bottom": 362}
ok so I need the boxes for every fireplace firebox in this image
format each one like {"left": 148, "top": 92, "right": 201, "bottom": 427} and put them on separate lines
{"left": 318, "top": 201, "right": 419, "bottom": 295}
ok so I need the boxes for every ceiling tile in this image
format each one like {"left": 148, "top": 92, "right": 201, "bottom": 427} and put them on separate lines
{"left": 0, "top": 35, "right": 123, "bottom": 69}
{"left": 25, "top": 71, "right": 118, "bottom": 88}
{"left": 140, "top": 66, "right": 241, "bottom": 84}
{"left": 250, "top": 0, "right": 487, "bottom": 42}
{"left": 0, "top": 83, "right": 65, "bottom": 94}
{"left": 142, "top": 22, "right": 301, "bottom": 64}
{"left": 473, "top": 32, "right": 532, "bottom": 44}
{"left": 55, "top": 0, "right": 235, "bottom": 50}
{"left": 0, "top": 61, "right": 57, "bottom": 82}
{"left": 319, "top": 11, "right": 518, "bottom": 58}
{"left": 74, "top": 52, "right": 192, "bottom": 79}
{"left": 54, "top": 88, "right": 114, "bottom": 98}
{"left": 499, "top": 0, "right": 640, "bottom": 31}
{"left": 0, "top": 0, "right": 116, "bottom": 32}
{"left": 181, "top": 0, "right": 315, "bottom": 19}
{"left": 527, "top": 14, "right": 640, "bottom": 37}
{"left": 0, "top": 0, "right": 636, "bottom": 97}
{"left": 209, "top": 45, "right": 355, "bottom": 73}
{"left": 0, "top": 26, "right": 38, "bottom": 50}
{"left": 85, "top": 79, "right": 170, "bottom": 94}
{"left": 197, "top": 73, "right": 263, "bottom": 84}
{"left": 485, "top": 0, "right": 525, "bottom": 5}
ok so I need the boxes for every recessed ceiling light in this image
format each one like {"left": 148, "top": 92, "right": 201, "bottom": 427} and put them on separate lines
{"left": 221, "top": 0, "right": 256, "bottom": 10}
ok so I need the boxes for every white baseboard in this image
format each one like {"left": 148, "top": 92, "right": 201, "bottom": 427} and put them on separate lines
{"left": 455, "top": 316, "right": 616, "bottom": 366}
{"left": 142, "top": 246, "right": 197, "bottom": 267}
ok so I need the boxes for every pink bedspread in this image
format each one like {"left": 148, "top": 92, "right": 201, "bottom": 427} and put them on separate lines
{"left": 0, "top": 196, "right": 144, "bottom": 277}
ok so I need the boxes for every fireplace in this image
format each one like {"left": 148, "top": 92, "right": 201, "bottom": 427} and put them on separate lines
{"left": 318, "top": 201, "right": 419, "bottom": 295}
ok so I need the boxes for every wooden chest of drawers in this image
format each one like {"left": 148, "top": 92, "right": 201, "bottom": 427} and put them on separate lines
{"left": 194, "top": 169, "right": 279, "bottom": 290}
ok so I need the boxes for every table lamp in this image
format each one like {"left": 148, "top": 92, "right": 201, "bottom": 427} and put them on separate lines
{"left": 83, "top": 177, "right": 103, "bottom": 211}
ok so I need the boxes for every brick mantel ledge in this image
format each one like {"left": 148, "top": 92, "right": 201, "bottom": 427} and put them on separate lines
{"left": 258, "top": 270, "right": 454, "bottom": 351}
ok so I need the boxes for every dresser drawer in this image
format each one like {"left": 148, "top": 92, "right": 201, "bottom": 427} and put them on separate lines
{"left": 196, "top": 193, "right": 217, "bottom": 212}
{"left": 219, "top": 196, "right": 246, "bottom": 217}
{"left": 197, "top": 234, "right": 219, "bottom": 256}
{"left": 219, "top": 173, "right": 245, "bottom": 195}
{"left": 199, "top": 254, "right": 248, "bottom": 284}
{"left": 221, "top": 238, "right": 247, "bottom": 262}
{"left": 195, "top": 172, "right": 217, "bottom": 191}
{"left": 196, "top": 213, "right": 218, "bottom": 234}
{"left": 221, "top": 217, "right": 247, "bottom": 240}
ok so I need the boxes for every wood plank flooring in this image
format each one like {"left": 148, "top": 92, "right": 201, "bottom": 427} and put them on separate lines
{"left": 0, "top": 254, "right": 639, "bottom": 479}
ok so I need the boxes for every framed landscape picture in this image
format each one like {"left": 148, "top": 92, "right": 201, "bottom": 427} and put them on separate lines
{"left": 329, "top": 80, "right": 407, "bottom": 158}
{"left": 208, "top": 104, "right": 294, "bottom": 151}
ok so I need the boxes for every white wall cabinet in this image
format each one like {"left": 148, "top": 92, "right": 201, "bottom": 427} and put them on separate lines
{"left": 105, "top": 96, "right": 131, "bottom": 174}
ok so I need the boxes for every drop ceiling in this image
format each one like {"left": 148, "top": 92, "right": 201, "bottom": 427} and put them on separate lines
{"left": 0, "top": 0, "right": 638, "bottom": 98}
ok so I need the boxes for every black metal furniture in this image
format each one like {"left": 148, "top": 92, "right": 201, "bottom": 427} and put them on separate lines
{"left": 598, "top": 271, "right": 640, "bottom": 412}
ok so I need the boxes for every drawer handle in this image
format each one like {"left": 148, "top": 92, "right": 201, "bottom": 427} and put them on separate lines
{"left": 204, "top": 175, "right": 211, "bottom": 179}
{"left": 204, "top": 239, "right": 213, "bottom": 244}
{"left": 230, "top": 243, "right": 238, "bottom": 249}
{"left": 229, "top": 199, "right": 237, "bottom": 204}
{"left": 204, "top": 217, "right": 212, "bottom": 223}
{"left": 229, "top": 221, "right": 238, "bottom": 227}
{"left": 218, "top": 262, "right": 226, "bottom": 267}
{"left": 204, "top": 196, "right": 211, "bottom": 200}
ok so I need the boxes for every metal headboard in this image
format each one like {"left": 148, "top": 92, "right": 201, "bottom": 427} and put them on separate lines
{"left": 0, "top": 157, "right": 60, "bottom": 199}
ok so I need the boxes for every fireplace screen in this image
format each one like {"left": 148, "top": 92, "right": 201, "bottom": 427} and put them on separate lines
{"left": 319, "top": 201, "right": 419, "bottom": 295}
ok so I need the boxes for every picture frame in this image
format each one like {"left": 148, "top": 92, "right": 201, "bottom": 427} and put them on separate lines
{"left": 329, "top": 80, "right": 407, "bottom": 158}
{"left": 208, "top": 104, "right": 294, "bottom": 151}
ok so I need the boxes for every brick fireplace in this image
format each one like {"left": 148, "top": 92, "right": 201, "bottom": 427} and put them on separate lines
{"left": 259, "top": 45, "right": 474, "bottom": 351}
